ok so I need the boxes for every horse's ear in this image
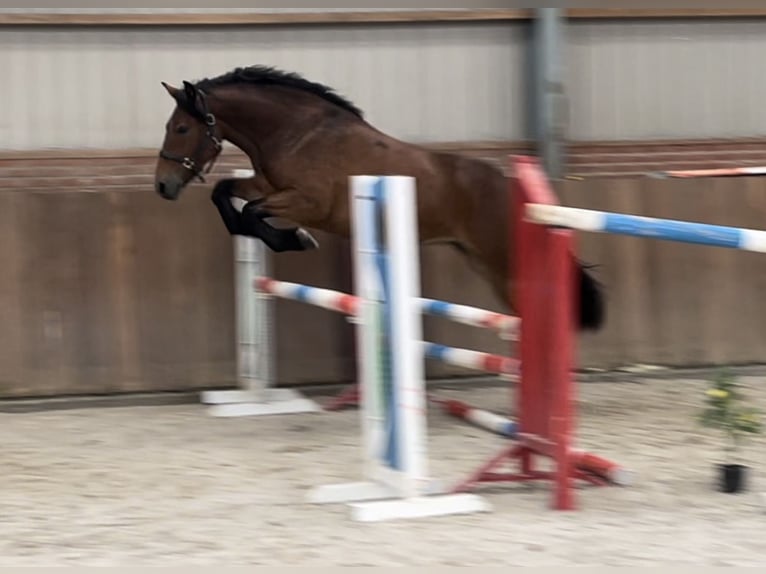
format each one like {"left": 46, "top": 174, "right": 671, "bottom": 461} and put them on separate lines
{"left": 182, "top": 80, "right": 206, "bottom": 115}
{"left": 161, "top": 81, "right": 183, "bottom": 101}
{"left": 183, "top": 81, "right": 198, "bottom": 103}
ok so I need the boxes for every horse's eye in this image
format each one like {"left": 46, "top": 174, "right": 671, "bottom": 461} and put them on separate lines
{"left": 175, "top": 124, "right": 189, "bottom": 134}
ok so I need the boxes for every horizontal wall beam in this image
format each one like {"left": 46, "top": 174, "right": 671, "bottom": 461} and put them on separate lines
{"left": 3, "top": 9, "right": 766, "bottom": 26}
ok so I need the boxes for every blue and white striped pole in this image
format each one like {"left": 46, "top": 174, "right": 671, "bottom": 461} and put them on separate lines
{"left": 526, "top": 204, "right": 766, "bottom": 252}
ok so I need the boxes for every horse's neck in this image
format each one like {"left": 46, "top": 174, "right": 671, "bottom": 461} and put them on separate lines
{"left": 212, "top": 93, "right": 277, "bottom": 164}
{"left": 216, "top": 87, "right": 343, "bottom": 164}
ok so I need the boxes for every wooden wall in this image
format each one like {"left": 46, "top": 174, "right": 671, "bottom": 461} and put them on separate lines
{"left": 0, "top": 158, "right": 235, "bottom": 398}
{"left": 0, "top": 147, "right": 512, "bottom": 399}
{"left": 3, "top": 147, "right": 766, "bottom": 398}
{"left": 559, "top": 176, "right": 766, "bottom": 369}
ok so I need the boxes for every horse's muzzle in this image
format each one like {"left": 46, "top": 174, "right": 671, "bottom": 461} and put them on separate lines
{"left": 156, "top": 179, "right": 181, "bottom": 201}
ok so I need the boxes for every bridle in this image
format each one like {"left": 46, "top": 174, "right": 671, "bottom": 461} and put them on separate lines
{"left": 158, "top": 88, "right": 223, "bottom": 183}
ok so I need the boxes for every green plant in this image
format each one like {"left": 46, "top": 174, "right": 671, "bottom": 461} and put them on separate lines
{"left": 698, "top": 371, "right": 763, "bottom": 462}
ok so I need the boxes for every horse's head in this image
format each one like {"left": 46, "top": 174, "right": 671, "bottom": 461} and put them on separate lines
{"left": 154, "top": 81, "right": 223, "bottom": 200}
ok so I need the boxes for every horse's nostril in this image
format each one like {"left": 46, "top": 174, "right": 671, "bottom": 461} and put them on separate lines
{"left": 157, "top": 181, "right": 167, "bottom": 196}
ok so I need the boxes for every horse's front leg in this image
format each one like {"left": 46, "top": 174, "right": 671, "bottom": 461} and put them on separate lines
{"left": 246, "top": 186, "right": 331, "bottom": 229}
{"left": 212, "top": 177, "right": 318, "bottom": 252}
{"left": 242, "top": 198, "right": 319, "bottom": 252}
{"left": 210, "top": 178, "right": 246, "bottom": 235}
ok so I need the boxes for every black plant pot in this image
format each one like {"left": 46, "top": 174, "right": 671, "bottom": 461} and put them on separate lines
{"left": 718, "top": 463, "right": 747, "bottom": 493}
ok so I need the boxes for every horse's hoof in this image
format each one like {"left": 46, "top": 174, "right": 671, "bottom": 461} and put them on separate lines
{"left": 297, "top": 228, "right": 319, "bottom": 250}
{"left": 229, "top": 196, "right": 248, "bottom": 213}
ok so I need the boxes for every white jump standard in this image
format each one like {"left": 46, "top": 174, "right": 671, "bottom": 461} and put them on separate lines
{"left": 200, "top": 168, "right": 321, "bottom": 417}
{"left": 307, "top": 175, "right": 491, "bottom": 522}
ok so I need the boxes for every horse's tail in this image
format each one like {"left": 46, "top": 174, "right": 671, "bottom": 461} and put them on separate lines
{"left": 577, "top": 261, "right": 605, "bottom": 331}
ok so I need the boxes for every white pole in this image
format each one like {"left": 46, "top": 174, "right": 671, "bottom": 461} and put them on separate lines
{"left": 240, "top": 232, "right": 275, "bottom": 399}
{"left": 200, "top": 169, "right": 319, "bottom": 417}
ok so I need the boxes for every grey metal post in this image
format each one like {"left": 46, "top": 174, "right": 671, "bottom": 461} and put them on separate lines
{"left": 531, "top": 8, "right": 566, "bottom": 179}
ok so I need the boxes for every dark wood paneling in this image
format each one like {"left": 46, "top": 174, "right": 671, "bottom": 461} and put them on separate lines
{"left": 3, "top": 146, "right": 766, "bottom": 397}
{"left": 560, "top": 176, "right": 766, "bottom": 370}
{"left": 127, "top": 186, "right": 236, "bottom": 391}
{"left": 0, "top": 192, "right": 24, "bottom": 395}
{"left": 0, "top": 185, "right": 238, "bottom": 398}
{"left": 270, "top": 234, "right": 356, "bottom": 385}
{"left": 7, "top": 139, "right": 766, "bottom": 181}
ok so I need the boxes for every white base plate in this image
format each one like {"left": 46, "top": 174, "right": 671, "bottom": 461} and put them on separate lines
{"left": 308, "top": 481, "right": 405, "bottom": 504}
{"left": 200, "top": 388, "right": 321, "bottom": 417}
{"left": 307, "top": 481, "right": 491, "bottom": 523}
{"left": 351, "top": 493, "right": 491, "bottom": 523}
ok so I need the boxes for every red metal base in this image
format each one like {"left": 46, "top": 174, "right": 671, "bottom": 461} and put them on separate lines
{"left": 451, "top": 442, "right": 612, "bottom": 510}
{"left": 321, "top": 156, "right": 626, "bottom": 512}
{"left": 323, "top": 383, "right": 360, "bottom": 411}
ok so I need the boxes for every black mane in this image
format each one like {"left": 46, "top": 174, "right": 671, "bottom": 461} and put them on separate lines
{"left": 193, "top": 65, "right": 363, "bottom": 118}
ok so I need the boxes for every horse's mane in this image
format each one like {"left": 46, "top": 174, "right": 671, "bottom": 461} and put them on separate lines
{"left": 193, "top": 65, "right": 363, "bottom": 118}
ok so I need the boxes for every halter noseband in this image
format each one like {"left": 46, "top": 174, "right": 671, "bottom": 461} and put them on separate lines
{"left": 158, "top": 89, "right": 223, "bottom": 183}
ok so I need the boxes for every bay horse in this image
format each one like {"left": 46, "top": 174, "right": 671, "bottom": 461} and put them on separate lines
{"left": 153, "top": 65, "right": 604, "bottom": 330}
